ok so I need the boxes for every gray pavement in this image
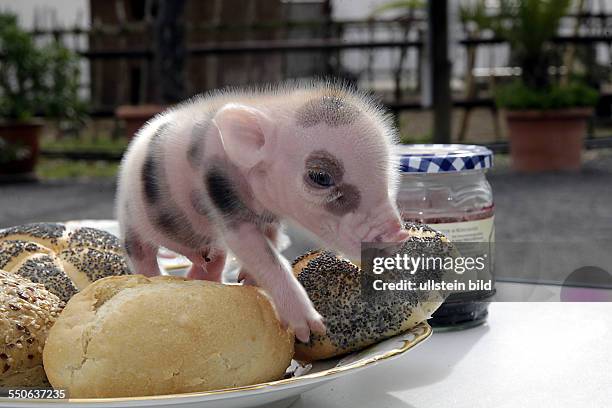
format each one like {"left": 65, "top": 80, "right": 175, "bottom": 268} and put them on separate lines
{"left": 491, "top": 154, "right": 612, "bottom": 242}
{"left": 0, "top": 179, "right": 117, "bottom": 227}
{"left": 1, "top": 151, "right": 611, "bottom": 244}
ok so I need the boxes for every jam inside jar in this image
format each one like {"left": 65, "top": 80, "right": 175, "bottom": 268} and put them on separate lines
{"left": 397, "top": 144, "right": 496, "bottom": 330}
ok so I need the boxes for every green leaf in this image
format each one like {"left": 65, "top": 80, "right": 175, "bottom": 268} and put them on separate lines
{"left": 495, "top": 81, "right": 599, "bottom": 110}
{"left": 459, "top": 0, "right": 493, "bottom": 30}
{"left": 493, "top": 0, "right": 572, "bottom": 88}
{"left": 370, "top": 0, "right": 424, "bottom": 17}
{"left": 0, "top": 12, "right": 87, "bottom": 127}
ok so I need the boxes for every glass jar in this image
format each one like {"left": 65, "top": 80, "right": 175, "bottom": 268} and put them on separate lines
{"left": 397, "top": 144, "right": 495, "bottom": 330}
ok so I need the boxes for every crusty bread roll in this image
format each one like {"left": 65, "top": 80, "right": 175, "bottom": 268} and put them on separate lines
{"left": 43, "top": 275, "right": 294, "bottom": 398}
{"left": 0, "top": 223, "right": 130, "bottom": 301}
{"left": 0, "top": 270, "right": 64, "bottom": 387}
{"left": 292, "top": 223, "right": 452, "bottom": 361}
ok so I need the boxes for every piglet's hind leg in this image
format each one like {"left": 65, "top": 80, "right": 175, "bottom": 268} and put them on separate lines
{"left": 124, "top": 237, "right": 162, "bottom": 277}
{"left": 186, "top": 249, "right": 226, "bottom": 281}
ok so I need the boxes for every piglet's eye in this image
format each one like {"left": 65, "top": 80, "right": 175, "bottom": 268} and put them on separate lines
{"left": 307, "top": 170, "right": 335, "bottom": 188}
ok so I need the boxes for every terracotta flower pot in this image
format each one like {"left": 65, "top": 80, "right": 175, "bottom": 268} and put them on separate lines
{"left": 116, "top": 105, "right": 165, "bottom": 140}
{"left": 0, "top": 121, "right": 43, "bottom": 175}
{"left": 504, "top": 108, "right": 592, "bottom": 172}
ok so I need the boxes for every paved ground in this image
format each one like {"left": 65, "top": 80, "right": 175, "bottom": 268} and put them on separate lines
{"left": 491, "top": 150, "right": 612, "bottom": 242}
{"left": 1, "top": 151, "right": 611, "bottom": 285}
{"left": 1, "top": 151, "right": 611, "bottom": 239}
{"left": 0, "top": 178, "right": 117, "bottom": 227}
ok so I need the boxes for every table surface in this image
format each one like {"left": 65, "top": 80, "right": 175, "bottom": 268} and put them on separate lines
{"left": 63, "top": 221, "right": 611, "bottom": 407}
{"left": 294, "top": 302, "right": 612, "bottom": 408}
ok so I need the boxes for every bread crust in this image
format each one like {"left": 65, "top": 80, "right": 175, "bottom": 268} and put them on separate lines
{"left": 292, "top": 224, "right": 450, "bottom": 361}
{"left": 0, "top": 223, "right": 131, "bottom": 301}
{"left": 43, "top": 275, "right": 294, "bottom": 398}
{"left": 0, "top": 270, "right": 64, "bottom": 387}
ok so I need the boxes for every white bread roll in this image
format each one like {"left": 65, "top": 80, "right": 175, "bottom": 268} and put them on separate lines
{"left": 0, "top": 223, "right": 130, "bottom": 301}
{"left": 0, "top": 270, "right": 64, "bottom": 387}
{"left": 43, "top": 275, "right": 294, "bottom": 398}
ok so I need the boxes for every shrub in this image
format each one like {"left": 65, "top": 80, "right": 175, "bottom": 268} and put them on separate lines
{"left": 495, "top": 81, "right": 599, "bottom": 110}
{"left": 488, "top": 0, "right": 600, "bottom": 110}
{"left": 0, "top": 13, "right": 86, "bottom": 125}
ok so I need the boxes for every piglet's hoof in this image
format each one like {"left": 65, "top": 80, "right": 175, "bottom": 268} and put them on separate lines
{"left": 277, "top": 300, "right": 326, "bottom": 343}
{"left": 238, "top": 269, "right": 258, "bottom": 286}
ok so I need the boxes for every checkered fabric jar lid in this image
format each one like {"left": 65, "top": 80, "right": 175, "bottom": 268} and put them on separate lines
{"left": 398, "top": 144, "right": 493, "bottom": 173}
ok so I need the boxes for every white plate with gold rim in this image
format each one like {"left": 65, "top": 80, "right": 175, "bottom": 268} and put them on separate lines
{"left": 0, "top": 323, "right": 431, "bottom": 408}
{"left": 0, "top": 220, "right": 432, "bottom": 407}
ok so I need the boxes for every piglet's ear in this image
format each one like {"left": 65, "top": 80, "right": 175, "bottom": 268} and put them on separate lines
{"left": 213, "top": 103, "right": 272, "bottom": 169}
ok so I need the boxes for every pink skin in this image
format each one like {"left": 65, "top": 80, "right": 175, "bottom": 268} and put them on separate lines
{"left": 186, "top": 249, "right": 227, "bottom": 281}
{"left": 234, "top": 101, "right": 409, "bottom": 260}
{"left": 117, "top": 86, "right": 407, "bottom": 342}
{"left": 238, "top": 225, "right": 282, "bottom": 286}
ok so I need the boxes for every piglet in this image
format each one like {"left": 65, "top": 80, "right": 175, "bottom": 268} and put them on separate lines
{"left": 116, "top": 82, "right": 410, "bottom": 342}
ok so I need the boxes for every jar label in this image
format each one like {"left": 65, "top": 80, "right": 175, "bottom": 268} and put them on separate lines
{"left": 428, "top": 216, "right": 495, "bottom": 243}
{"left": 429, "top": 216, "right": 495, "bottom": 283}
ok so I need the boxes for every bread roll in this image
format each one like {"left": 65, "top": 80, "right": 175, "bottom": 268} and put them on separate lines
{"left": 43, "top": 275, "right": 294, "bottom": 398}
{"left": 292, "top": 223, "right": 452, "bottom": 361}
{"left": 0, "top": 223, "right": 67, "bottom": 252}
{"left": 0, "top": 240, "right": 78, "bottom": 303}
{"left": 0, "top": 223, "right": 130, "bottom": 301}
{"left": 0, "top": 270, "right": 64, "bottom": 387}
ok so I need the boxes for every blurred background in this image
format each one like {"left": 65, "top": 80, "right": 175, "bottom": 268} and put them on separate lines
{"left": 0, "top": 0, "right": 611, "bottom": 246}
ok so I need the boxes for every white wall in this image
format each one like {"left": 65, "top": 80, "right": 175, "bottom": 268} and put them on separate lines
{"left": 332, "top": 0, "right": 394, "bottom": 19}
{"left": 0, "top": 0, "right": 89, "bottom": 29}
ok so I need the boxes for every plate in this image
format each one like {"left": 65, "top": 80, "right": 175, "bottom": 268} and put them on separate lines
{"left": 1, "top": 220, "right": 433, "bottom": 407}
{"left": 0, "top": 323, "right": 431, "bottom": 408}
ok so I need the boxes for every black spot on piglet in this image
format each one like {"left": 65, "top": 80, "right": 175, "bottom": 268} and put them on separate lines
{"left": 205, "top": 166, "right": 245, "bottom": 217}
{"left": 325, "top": 183, "right": 361, "bottom": 216}
{"left": 295, "top": 95, "right": 360, "bottom": 128}
{"left": 141, "top": 123, "right": 169, "bottom": 205}
{"left": 124, "top": 230, "right": 144, "bottom": 260}
{"left": 142, "top": 157, "right": 160, "bottom": 204}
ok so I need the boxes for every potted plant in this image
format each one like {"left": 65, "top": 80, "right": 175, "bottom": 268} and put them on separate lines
{"left": 492, "top": 0, "right": 598, "bottom": 171}
{"left": 0, "top": 13, "right": 85, "bottom": 175}
{"left": 116, "top": 104, "right": 165, "bottom": 140}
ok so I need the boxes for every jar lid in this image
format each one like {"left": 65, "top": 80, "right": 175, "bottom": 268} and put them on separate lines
{"left": 398, "top": 144, "right": 493, "bottom": 173}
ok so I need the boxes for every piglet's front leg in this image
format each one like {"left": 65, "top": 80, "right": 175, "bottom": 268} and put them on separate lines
{"left": 224, "top": 222, "right": 325, "bottom": 343}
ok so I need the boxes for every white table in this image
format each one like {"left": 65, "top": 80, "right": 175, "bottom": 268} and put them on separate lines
{"left": 295, "top": 302, "right": 612, "bottom": 408}
{"left": 63, "top": 221, "right": 612, "bottom": 407}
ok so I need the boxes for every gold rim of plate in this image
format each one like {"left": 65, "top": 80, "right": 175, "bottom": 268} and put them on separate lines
{"left": 9, "top": 322, "right": 431, "bottom": 404}
{"left": 38, "top": 221, "right": 432, "bottom": 404}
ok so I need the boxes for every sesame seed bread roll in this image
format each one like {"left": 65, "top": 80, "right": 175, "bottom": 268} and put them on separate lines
{"left": 0, "top": 223, "right": 67, "bottom": 253}
{"left": 0, "top": 270, "right": 64, "bottom": 387}
{"left": 0, "top": 223, "right": 131, "bottom": 301}
{"left": 43, "top": 275, "right": 294, "bottom": 398}
{"left": 0, "top": 240, "right": 78, "bottom": 302}
{"left": 292, "top": 223, "right": 451, "bottom": 361}
{"left": 58, "top": 247, "right": 129, "bottom": 291}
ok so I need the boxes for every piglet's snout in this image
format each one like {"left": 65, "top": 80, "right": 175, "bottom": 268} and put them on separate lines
{"left": 365, "top": 218, "right": 410, "bottom": 243}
